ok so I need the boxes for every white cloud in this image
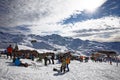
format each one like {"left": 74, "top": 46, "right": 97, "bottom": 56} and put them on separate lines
{"left": 60, "top": 16, "right": 120, "bottom": 42}
{"left": 87, "top": 33, "right": 120, "bottom": 42}
{"left": 0, "top": 0, "right": 107, "bottom": 27}
{"left": 1, "top": 0, "right": 120, "bottom": 42}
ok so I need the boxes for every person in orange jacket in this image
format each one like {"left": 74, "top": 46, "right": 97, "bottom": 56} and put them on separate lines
{"left": 66, "top": 57, "right": 70, "bottom": 72}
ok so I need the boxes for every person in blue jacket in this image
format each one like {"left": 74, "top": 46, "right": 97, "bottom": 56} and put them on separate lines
{"left": 14, "top": 57, "right": 21, "bottom": 66}
{"left": 14, "top": 57, "right": 29, "bottom": 67}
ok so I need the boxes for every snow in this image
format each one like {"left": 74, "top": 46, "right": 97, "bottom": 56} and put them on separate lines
{"left": 0, "top": 56, "right": 120, "bottom": 80}
{"left": 18, "top": 45, "right": 52, "bottom": 53}
{"left": 18, "top": 45, "right": 35, "bottom": 50}
{"left": 18, "top": 45, "right": 64, "bottom": 54}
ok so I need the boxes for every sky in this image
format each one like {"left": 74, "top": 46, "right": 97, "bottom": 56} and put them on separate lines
{"left": 0, "top": 0, "right": 120, "bottom": 42}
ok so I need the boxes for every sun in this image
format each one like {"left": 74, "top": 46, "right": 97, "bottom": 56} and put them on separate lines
{"left": 82, "top": 0, "right": 106, "bottom": 13}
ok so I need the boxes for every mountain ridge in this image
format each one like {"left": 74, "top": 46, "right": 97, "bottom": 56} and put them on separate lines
{"left": 0, "top": 32, "right": 120, "bottom": 55}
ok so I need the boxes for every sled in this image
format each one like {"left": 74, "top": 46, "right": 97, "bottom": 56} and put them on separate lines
{"left": 53, "top": 68, "right": 61, "bottom": 73}
{"left": 53, "top": 68, "right": 69, "bottom": 76}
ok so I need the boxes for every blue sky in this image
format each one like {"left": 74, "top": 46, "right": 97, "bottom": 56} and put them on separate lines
{"left": 63, "top": 0, "right": 120, "bottom": 24}
{"left": 0, "top": 0, "right": 120, "bottom": 42}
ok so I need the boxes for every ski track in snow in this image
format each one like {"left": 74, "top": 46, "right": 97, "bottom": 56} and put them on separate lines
{"left": 0, "top": 58, "right": 120, "bottom": 80}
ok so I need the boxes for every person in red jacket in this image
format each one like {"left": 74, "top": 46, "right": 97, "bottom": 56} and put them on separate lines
{"left": 7, "top": 44, "right": 13, "bottom": 59}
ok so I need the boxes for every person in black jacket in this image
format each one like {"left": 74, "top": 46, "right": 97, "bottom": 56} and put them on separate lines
{"left": 51, "top": 54, "right": 55, "bottom": 64}
{"left": 44, "top": 56, "right": 48, "bottom": 66}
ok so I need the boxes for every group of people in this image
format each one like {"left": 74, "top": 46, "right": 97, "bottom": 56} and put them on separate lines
{"left": 3, "top": 44, "right": 72, "bottom": 71}
{"left": 5, "top": 45, "right": 30, "bottom": 67}
{"left": 59, "top": 52, "right": 71, "bottom": 73}
{"left": 60, "top": 56, "right": 71, "bottom": 73}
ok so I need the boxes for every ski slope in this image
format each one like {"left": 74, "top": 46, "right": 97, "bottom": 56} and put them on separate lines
{"left": 0, "top": 57, "right": 120, "bottom": 80}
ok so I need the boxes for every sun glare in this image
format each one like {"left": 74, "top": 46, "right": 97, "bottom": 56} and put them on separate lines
{"left": 82, "top": 0, "right": 106, "bottom": 13}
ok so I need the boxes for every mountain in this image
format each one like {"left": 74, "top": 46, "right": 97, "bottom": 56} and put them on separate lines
{"left": 0, "top": 32, "right": 120, "bottom": 55}
{"left": 103, "top": 42, "right": 120, "bottom": 54}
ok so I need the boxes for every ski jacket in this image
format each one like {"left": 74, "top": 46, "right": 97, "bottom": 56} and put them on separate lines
{"left": 66, "top": 58, "right": 70, "bottom": 64}
{"left": 15, "top": 58, "right": 21, "bottom": 66}
{"left": 61, "top": 59, "right": 66, "bottom": 67}
{"left": 7, "top": 47, "right": 13, "bottom": 53}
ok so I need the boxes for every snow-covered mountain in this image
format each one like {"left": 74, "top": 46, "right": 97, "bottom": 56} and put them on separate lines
{"left": 0, "top": 32, "right": 120, "bottom": 55}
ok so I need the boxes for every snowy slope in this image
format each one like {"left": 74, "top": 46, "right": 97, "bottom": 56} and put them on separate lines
{"left": 0, "top": 57, "right": 120, "bottom": 80}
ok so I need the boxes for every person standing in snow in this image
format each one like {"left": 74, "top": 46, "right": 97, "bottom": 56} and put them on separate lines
{"left": 60, "top": 57, "right": 66, "bottom": 73}
{"left": 63, "top": 51, "right": 71, "bottom": 72}
{"left": 30, "top": 54, "right": 34, "bottom": 61}
{"left": 85, "top": 57, "right": 89, "bottom": 62}
{"left": 7, "top": 44, "right": 13, "bottom": 59}
{"left": 47, "top": 55, "right": 51, "bottom": 64}
{"left": 51, "top": 54, "right": 55, "bottom": 64}
{"left": 66, "top": 57, "right": 70, "bottom": 71}
{"left": 109, "top": 57, "right": 112, "bottom": 65}
{"left": 44, "top": 56, "right": 48, "bottom": 66}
